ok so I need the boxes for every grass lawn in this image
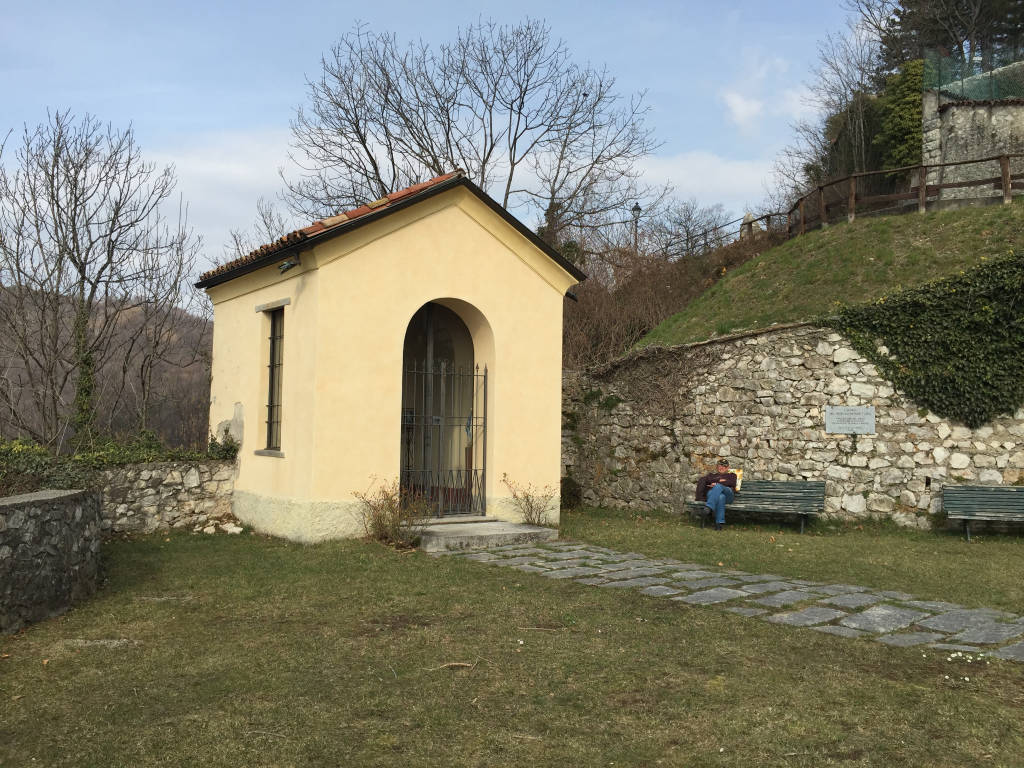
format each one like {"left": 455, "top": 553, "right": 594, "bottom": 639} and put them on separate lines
{"left": 640, "top": 199, "right": 1024, "bottom": 347}
{"left": 2, "top": 518, "right": 1023, "bottom": 767}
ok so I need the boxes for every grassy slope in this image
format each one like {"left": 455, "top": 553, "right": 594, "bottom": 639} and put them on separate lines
{"left": 2, "top": 526, "right": 1023, "bottom": 767}
{"left": 640, "top": 200, "right": 1024, "bottom": 348}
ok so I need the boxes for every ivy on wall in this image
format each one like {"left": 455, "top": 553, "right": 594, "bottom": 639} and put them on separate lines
{"left": 826, "top": 252, "right": 1024, "bottom": 428}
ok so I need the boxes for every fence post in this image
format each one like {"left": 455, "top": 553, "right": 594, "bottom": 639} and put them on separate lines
{"left": 818, "top": 186, "right": 827, "bottom": 228}
{"left": 799, "top": 198, "right": 806, "bottom": 235}
{"left": 847, "top": 177, "right": 856, "bottom": 223}
{"left": 1000, "top": 155, "right": 1012, "bottom": 205}
{"left": 918, "top": 166, "right": 928, "bottom": 213}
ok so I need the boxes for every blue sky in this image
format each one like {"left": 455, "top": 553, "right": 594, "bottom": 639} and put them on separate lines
{"left": 2, "top": 0, "right": 849, "bottom": 268}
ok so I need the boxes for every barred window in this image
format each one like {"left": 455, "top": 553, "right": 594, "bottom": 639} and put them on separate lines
{"left": 266, "top": 308, "right": 284, "bottom": 450}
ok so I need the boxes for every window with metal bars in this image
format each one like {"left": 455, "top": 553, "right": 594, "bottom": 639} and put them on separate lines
{"left": 265, "top": 308, "right": 284, "bottom": 450}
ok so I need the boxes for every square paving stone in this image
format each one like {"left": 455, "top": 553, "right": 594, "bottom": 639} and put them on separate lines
{"left": 898, "top": 600, "right": 964, "bottom": 612}
{"left": 542, "top": 550, "right": 599, "bottom": 560}
{"left": 992, "top": 642, "right": 1024, "bottom": 662}
{"left": 929, "top": 643, "right": 985, "bottom": 653}
{"left": 599, "top": 577, "right": 669, "bottom": 589}
{"left": 813, "top": 625, "right": 871, "bottom": 639}
{"left": 750, "top": 590, "right": 818, "bottom": 608}
{"left": 765, "top": 606, "right": 848, "bottom": 627}
{"left": 496, "top": 547, "right": 550, "bottom": 557}
{"left": 512, "top": 564, "right": 548, "bottom": 573}
{"left": 537, "top": 559, "right": 588, "bottom": 569}
{"left": 789, "top": 579, "right": 826, "bottom": 587}
{"left": 666, "top": 570, "right": 719, "bottom": 580}
{"left": 734, "top": 574, "right": 785, "bottom": 583}
{"left": 876, "top": 632, "right": 947, "bottom": 647}
{"left": 460, "top": 552, "right": 501, "bottom": 561}
{"left": 876, "top": 590, "right": 916, "bottom": 601}
{"left": 819, "top": 593, "right": 886, "bottom": 609}
{"left": 918, "top": 609, "right": 1019, "bottom": 634}
{"left": 601, "top": 560, "right": 664, "bottom": 572}
{"left": 639, "top": 585, "right": 684, "bottom": 597}
{"left": 543, "top": 567, "right": 607, "bottom": 579}
{"left": 739, "top": 581, "right": 795, "bottom": 595}
{"left": 492, "top": 556, "right": 545, "bottom": 567}
{"left": 683, "top": 577, "right": 740, "bottom": 590}
{"left": 839, "top": 605, "right": 931, "bottom": 633}
{"left": 673, "top": 587, "right": 749, "bottom": 605}
{"left": 668, "top": 563, "right": 710, "bottom": 571}
{"left": 951, "top": 621, "right": 1024, "bottom": 645}
{"left": 722, "top": 606, "right": 769, "bottom": 617}
{"left": 603, "top": 567, "right": 671, "bottom": 580}
{"left": 575, "top": 577, "right": 609, "bottom": 586}
{"left": 816, "top": 584, "right": 870, "bottom": 595}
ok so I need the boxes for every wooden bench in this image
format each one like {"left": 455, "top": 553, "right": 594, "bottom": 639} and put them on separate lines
{"left": 688, "top": 480, "right": 826, "bottom": 534}
{"left": 942, "top": 485, "right": 1024, "bottom": 541}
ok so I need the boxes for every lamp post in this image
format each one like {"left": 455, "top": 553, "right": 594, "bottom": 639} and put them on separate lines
{"left": 631, "top": 202, "right": 641, "bottom": 254}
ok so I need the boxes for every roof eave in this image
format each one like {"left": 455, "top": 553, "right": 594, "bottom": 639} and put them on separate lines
{"left": 194, "top": 175, "right": 587, "bottom": 290}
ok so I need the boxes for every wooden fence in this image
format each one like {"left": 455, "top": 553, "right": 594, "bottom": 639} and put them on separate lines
{"left": 785, "top": 153, "right": 1024, "bottom": 236}
{"left": 682, "top": 153, "right": 1024, "bottom": 253}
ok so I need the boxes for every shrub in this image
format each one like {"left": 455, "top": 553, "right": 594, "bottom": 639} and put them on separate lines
{"left": 502, "top": 473, "right": 557, "bottom": 527}
{"left": 0, "top": 431, "right": 240, "bottom": 497}
{"left": 560, "top": 476, "right": 583, "bottom": 510}
{"left": 354, "top": 480, "right": 426, "bottom": 549}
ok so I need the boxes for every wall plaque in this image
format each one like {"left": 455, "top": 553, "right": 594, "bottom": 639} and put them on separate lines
{"left": 825, "top": 405, "right": 876, "bottom": 435}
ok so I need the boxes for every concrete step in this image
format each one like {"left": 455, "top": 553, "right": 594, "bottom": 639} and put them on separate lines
{"left": 418, "top": 521, "right": 558, "bottom": 552}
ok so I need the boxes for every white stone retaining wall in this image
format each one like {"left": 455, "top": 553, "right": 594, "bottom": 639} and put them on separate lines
{"left": 562, "top": 325, "right": 1024, "bottom": 527}
{"left": 923, "top": 90, "right": 1024, "bottom": 202}
{"left": 100, "top": 461, "right": 237, "bottom": 534}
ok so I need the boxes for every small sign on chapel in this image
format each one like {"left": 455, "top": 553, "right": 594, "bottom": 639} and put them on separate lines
{"left": 824, "top": 405, "right": 876, "bottom": 435}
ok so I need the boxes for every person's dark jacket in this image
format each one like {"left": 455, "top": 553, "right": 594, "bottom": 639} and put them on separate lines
{"left": 695, "top": 472, "right": 737, "bottom": 501}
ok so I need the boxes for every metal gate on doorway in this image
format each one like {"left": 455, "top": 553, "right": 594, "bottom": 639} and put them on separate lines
{"left": 400, "top": 362, "right": 487, "bottom": 516}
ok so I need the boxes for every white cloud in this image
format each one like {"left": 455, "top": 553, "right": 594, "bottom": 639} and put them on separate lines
{"left": 147, "top": 129, "right": 295, "bottom": 269}
{"left": 720, "top": 90, "right": 765, "bottom": 130}
{"left": 774, "top": 86, "right": 822, "bottom": 123}
{"left": 639, "top": 151, "right": 774, "bottom": 217}
{"left": 718, "top": 51, "right": 793, "bottom": 132}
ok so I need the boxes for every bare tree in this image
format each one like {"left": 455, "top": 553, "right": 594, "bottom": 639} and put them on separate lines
{"left": 225, "top": 196, "right": 293, "bottom": 258}
{"left": 0, "top": 112, "right": 202, "bottom": 451}
{"left": 286, "top": 20, "right": 660, "bottom": 244}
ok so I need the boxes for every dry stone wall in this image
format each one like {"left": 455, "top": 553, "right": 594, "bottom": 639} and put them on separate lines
{"left": 1, "top": 490, "right": 102, "bottom": 633}
{"left": 100, "top": 461, "right": 237, "bottom": 534}
{"left": 922, "top": 90, "right": 1024, "bottom": 203}
{"left": 562, "top": 325, "right": 1024, "bottom": 528}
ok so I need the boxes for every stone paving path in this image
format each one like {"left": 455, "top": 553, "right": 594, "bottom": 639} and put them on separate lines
{"left": 439, "top": 540, "right": 1024, "bottom": 662}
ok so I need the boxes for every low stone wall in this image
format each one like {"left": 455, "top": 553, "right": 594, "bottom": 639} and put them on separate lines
{"left": 100, "top": 461, "right": 237, "bottom": 534}
{"left": 562, "top": 325, "right": 1024, "bottom": 528}
{"left": 1, "top": 490, "right": 102, "bottom": 633}
{"left": 923, "top": 90, "right": 1024, "bottom": 204}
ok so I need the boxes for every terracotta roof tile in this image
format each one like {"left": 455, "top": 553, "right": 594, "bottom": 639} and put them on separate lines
{"left": 198, "top": 170, "right": 463, "bottom": 284}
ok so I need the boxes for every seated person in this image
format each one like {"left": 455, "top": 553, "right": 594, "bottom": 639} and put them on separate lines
{"left": 695, "top": 458, "right": 737, "bottom": 531}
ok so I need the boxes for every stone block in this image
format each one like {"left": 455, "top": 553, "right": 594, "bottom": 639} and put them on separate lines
{"left": 839, "top": 605, "right": 931, "bottom": 633}
{"left": 766, "top": 606, "right": 847, "bottom": 627}
{"left": 833, "top": 347, "right": 859, "bottom": 363}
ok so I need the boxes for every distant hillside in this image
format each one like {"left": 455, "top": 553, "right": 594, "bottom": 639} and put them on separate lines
{"left": 639, "top": 199, "right": 1024, "bottom": 348}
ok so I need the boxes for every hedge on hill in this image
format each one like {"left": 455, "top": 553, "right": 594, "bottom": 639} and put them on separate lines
{"left": 826, "top": 251, "right": 1024, "bottom": 428}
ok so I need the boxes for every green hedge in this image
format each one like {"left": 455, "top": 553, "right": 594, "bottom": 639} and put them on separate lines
{"left": 0, "top": 431, "right": 239, "bottom": 497}
{"left": 826, "top": 251, "right": 1024, "bottom": 428}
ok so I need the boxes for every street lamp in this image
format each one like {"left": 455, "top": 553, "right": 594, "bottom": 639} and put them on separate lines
{"left": 631, "top": 202, "right": 641, "bottom": 253}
